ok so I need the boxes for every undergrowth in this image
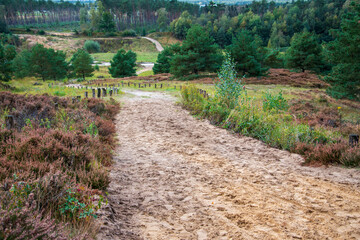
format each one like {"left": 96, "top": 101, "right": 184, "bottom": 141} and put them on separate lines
{"left": 181, "top": 54, "right": 360, "bottom": 167}
{"left": 0, "top": 92, "right": 119, "bottom": 238}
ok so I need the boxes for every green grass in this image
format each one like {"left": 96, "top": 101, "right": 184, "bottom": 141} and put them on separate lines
{"left": 9, "top": 78, "right": 85, "bottom": 97}
{"left": 91, "top": 51, "right": 158, "bottom": 63}
{"left": 91, "top": 53, "right": 115, "bottom": 62}
{"left": 138, "top": 70, "right": 154, "bottom": 76}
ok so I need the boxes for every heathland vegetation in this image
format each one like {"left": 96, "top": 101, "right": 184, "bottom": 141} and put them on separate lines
{"left": 0, "top": 0, "right": 359, "bottom": 238}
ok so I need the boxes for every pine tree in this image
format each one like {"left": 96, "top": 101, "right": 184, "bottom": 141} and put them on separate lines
{"left": 170, "top": 25, "right": 222, "bottom": 78}
{"left": 285, "top": 31, "right": 325, "bottom": 73}
{"left": 29, "top": 44, "right": 67, "bottom": 81}
{"left": 99, "top": 12, "right": 116, "bottom": 33}
{"left": 47, "top": 49, "right": 68, "bottom": 81}
{"left": 12, "top": 50, "right": 31, "bottom": 79}
{"left": 0, "top": 44, "right": 16, "bottom": 82}
{"left": 71, "top": 49, "right": 95, "bottom": 81}
{"left": 109, "top": 49, "right": 137, "bottom": 78}
{"left": 30, "top": 44, "right": 52, "bottom": 81}
{"left": 153, "top": 47, "right": 174, "bottom": 74}
{"left": 0, "top": 5, "right": 8, "bottom": 33}
{"left": 227, "top": 30, "right": 268, "bottom": 77}
{"left": 325, "top": 2, "right": 360, "bottom": 100}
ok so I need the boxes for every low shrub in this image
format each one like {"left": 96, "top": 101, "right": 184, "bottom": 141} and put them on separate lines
{"left": 340, "top": 146, "right": 360, "bottom": 167}
{"left": 121, "top": 29, "right": 137, "bottom": 37}
{"left": 0, "top": 92, "right": 119, "bottom": 237}
{"left": 84, "top": 40, "right": 100, "bottom": 53}
{"left": 180, "top": 57, "right": 354, "bottom": 167}
{"left": 294, "top": 142, "right": 348, "bottom": 165}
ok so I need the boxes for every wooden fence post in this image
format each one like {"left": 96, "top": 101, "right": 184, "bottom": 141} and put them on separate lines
{"left": 349, "top": 134, "right": 359, "bottom": 147}
{"left": 85, "top": 92, "right": 88, "bottom": 98}
{"left": 5, "top": 115, "right": 14, "bottom": 130}
{"left": 92, "top": 89, "right": 96, "bottom": 98}
{"left": 102, "top": 88, "right": 107, "bottom": 97}
{"left": 97, "top": 88, "right": 101, "bottom": 98}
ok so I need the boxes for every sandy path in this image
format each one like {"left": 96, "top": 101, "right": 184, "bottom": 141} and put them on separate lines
{"left": 97, "top": 90, "right": 360, "bottom": 240}
{"left": 142, "top": 37, "right": 164, "bottom": 52}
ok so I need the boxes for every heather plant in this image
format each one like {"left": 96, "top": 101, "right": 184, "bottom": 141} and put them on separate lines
{"left": 340, "top": 146, "right": 360, "bottom": 167}
{"left": 0, "top": 92, "right": 119, "bottom": 237}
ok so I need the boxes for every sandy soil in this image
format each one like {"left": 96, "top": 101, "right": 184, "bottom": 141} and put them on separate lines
{"left": 97, "top": 90, "right": 360, "bottom": 240}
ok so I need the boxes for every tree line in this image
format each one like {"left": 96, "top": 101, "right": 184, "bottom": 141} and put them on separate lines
{"left": 78, "top": 0, "right": 199, "bottom": 34}
{"left": 171, "top": 0, "right": 347, "bottom": 47}
{"left": 154, "top": 1, "right": 360, "bottom": 100}
{"left": 0, "top": 39, "right": 139, "bottom": 82}
{"left": 0, "top": 0, "right": 83, "bottom": 27}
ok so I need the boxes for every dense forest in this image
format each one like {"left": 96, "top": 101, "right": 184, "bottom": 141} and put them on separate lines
{"left": 0, "top": 0, "right": 82, "bottom": 27}
{"left": 0, "top": 0, "right": 199, "bottom": 30}
{"left": 0, "top": 0, "right": 359, "bottom": 100}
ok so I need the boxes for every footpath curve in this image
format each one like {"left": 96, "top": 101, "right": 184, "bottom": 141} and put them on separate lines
{"left": 142, "top": 37, "right": 164, "bottom": 52}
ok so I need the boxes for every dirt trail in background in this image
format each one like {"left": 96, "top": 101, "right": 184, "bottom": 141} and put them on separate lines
{"left": 142, "top": 37, "right": 164, "bottom": 52}
{"left": 97, "top": 90, "right": 360, "bottom": 240}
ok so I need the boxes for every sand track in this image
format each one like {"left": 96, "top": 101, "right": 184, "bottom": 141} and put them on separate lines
{"left": 97, "top": 90, "right": 360, "bottom": 240}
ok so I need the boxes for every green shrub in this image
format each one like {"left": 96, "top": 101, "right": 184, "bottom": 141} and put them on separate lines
{"left": 262, "top": 91, "right": 289, "bottom": 112}
{"left": 121, "top": 29, "right": 137, "bottom": 37}
{"left": 84, "top": 40, "right": 101, "bottom": 53}
{"left": 37, "top": 30, "right": 46, "bottom": 35}
{"left": 180, "top": 85, "right": 206, "bottom": 115}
